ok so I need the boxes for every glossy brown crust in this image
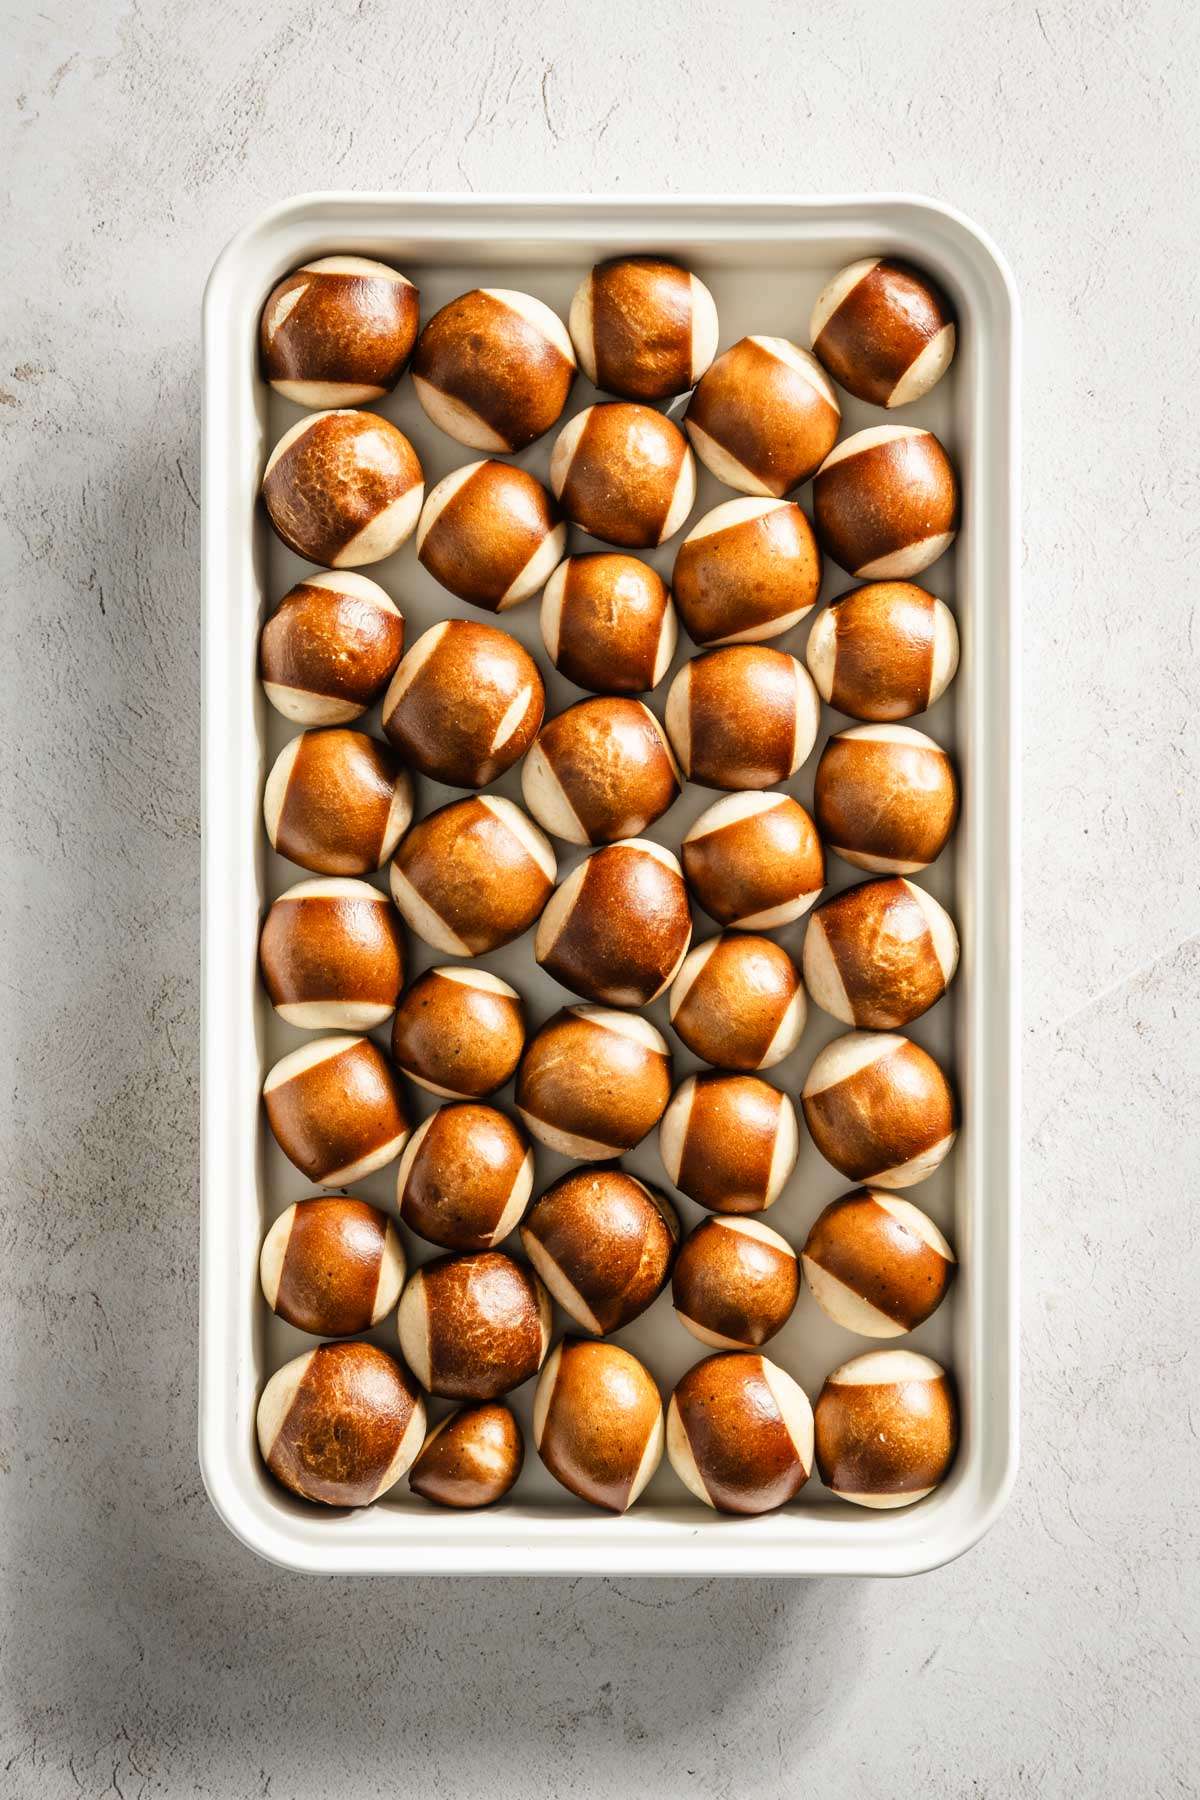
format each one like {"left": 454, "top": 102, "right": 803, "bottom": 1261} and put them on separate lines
{"left": 813, "top": 735, "right": 958, "bottom": 869}
{"left": 398, "top": 1103, "right": 531, "bottom": 1251}
{"left": 259, "top": 889, "right": 404, "bottom": 1011}
{"left": 516, "top": 1010, "right": 672, "bottom": 1152}
{"left": 814, "top": 1365, "right": 958, "bottom": 1496}
{"left": 802, "top": 1040, "right": 956, "bottom": 1182}
{"left": 817, "top": 583, "right": 937, "bottom": 720}
{"left": 672, "top": 1218, "right": 798, "bottom": 1347}
{"left": 419, "top": 462, "right": 561, "bottom": 609}
{"left": 590, "top": 258, "right": 694, "bottom": 400}
{"left": 412, "top": 290, "right": 574, "bottom": 450}
{"left": 273, "top": 730, "right": 405, "bottom": 876}
{"left": 382, "top": 620, "right": 544, "bottom": 787}
{"left": 392, "top": 798, "right": 554, "bottom": 955}
{"left": 273, "top": 1197, "right": 392, "bottom": 1335}
{"left": 521, "top": 1168, "right": 679, "bottom": 1333}
{"left": 265, "top": 1039, "right": 409, "bottom": 1182}
{"left": 674, "top": 1074, "right": 788, "bottom": 1215}
{"left": 539, "top": 844, "right": 692, "bottom": 1007}
{"left": 551, "top": 555, "right": 673, "bottom": 694}
{"left": 539, "top": 1338, "right": 662, "bottom": 1511}
{"left": 812, "top": 261, "right": 954, "bottom": 407}
{"left": 683, "top": 799, "right": 824, "bottom": 927}
{"left": 677, "top": 647, "right": 803, "bottom": 789}
{"left": 809, "top": 878, "right": 948, "bottom": 1028}
{"left": 803, "top": 1190, "right": 953, "bottom": 1329}
{"left": 265, "top": 1342, "right": 421, "bottom": 1507}
{"left": 263, "top": 413, "right": 423, "bottom": 566}
{"left": 672, "top": 1352, "right": 810, "bottom": 1514}
{"left": 560, "top": 404, "right": 688, "bottom": 548}
{"left": 260, "top": 579, "right": 405, "bottom": 709}
{"left": 391, "top": 968, "right": 525, "bottom": 1097}
{"left": 671, "top": 935, "right": 801, "bottom": 1070}
{"left": 408, "top": 1402, "right": 524, "bottom": 1507}
{"left": 261, "top": 267, "right": 419, "bottom": 392}
{"left": 672, "top": 503, "right": 821, "bottom": 646}
{"left": 533, "top": 699, "right": 680, "bottom": 843}
{"left": 419, "top": 1252, "right": 548, "bottom": 1400}
{"left": 686, "top": 338, "right": 839, "bottom": 494}
{"left": 812, "top": 434, "right": 959, "bottom": 575}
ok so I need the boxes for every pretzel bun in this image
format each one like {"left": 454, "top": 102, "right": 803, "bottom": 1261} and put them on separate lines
{"left": 263, "top": 1035, "right": 410, "bottom": 1184}
{"left": 684, "top": 335, "right": 840, "bottom": 495}
{"left": 801, "top": 1030, "right": 957, "bottom": 1188}
{"left": 397, "top": 1251, "right": 552, "bottom": 1400}
{"left": 666, "top": 1351, "right": 812, "bottom": 1514}
{"left": 533, "top": 1337, "right": 663, "bottom": 1511}
{"left": 682, "top": 792, "right": 824, "bottom": 928}
{"left": 259, "top": 1196, "right": 405, "bottom": 1336}
{"left": 520, "top": 1167, "right": 679, "bottom": 1335}
{"left": 550, "top": 403, "right": 696, "bottom": 548}
{"left": 535, "top": 839, "right": 692, "bottom": 1007}
{"left": 516, "top": 1006, "right": 672, "bottom": 1159}
{"left": 665, "top": 645, "right": 819, "bottom": 789}
{"left": 813, "top": 724, "right": 958, "bottom": 874}
{"left": 381, "top": 619, "right": 544, "bottom": 788}
{"left": 408, "top": 1402, "right": 524, "bottom": 1507}
{"left": 801, "top": 1189, "right": 955, "bottom": 1336}
{"left": 389, "top": 795, "right": 556, "bottom": 956}
{"left": 810, "top": 258, "right": 955, "bottom": 408}
{"left": 812, "top": 426, "right": 958, "bottom": 580}
{"left": 259, "top": 877, "right": 404, "bottom": 1029}
{"left": 260, "top": 570, "right": 405, "bottom": 725}
{"left": 262, "top": 410, "right": 423, "bottom": 567}
{"left": 390, "top": 966, "right": 525, "bottom": 1099}
{"left": 412, "top": 288, "right": 575, "bottom": 451}
{"left": 260, "top": 257, "right": 419, "bottom": 406}
{"left": 521, "top": 697, "right": 681, "bottom": 846}
{"left": 660, "top": 1072, "right": 798, "bottom": 1214}
{"left": 668, "top": 933, "right": 805, "bottom": 1070}
{"left": 672, "top": 1216, "right": 798, "bottom": 1349}
{"left": 257, "top": 1341, "right": 425, "bottom": 1507}
{"left": 805, "top": 582, "right": 959, "bottom": 722}
{"left": 569, "top": 256, "right": 719, "bottom": 399}
{"left": 671, "top": 498, "right": 821, "bottom": 646}
{"left": 813, "top": 1349, "right": 957, "bottom": 1506}
{"left": 264, "top": 728, "right": 413, "bottom": 876}
{"left": 396, "top": 1102, "right": 534, "bottom": 1251}
{"left": 803, "top": 877, "right": 959, "bottom": 1029}
{"left": 540, "top": 553, "right": 677, "bottom": 694}
{"left": 416, "top": 460, "right": 566, "bottom": 610}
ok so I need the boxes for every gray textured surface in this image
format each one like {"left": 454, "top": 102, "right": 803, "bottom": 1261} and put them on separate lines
{"left": 2, "top": 0, "right": 1198, "bottom": 1794}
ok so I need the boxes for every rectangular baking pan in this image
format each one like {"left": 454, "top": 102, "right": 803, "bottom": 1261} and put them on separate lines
{"left": 201, "top": 193, "right": 1019, "bottom": 1576}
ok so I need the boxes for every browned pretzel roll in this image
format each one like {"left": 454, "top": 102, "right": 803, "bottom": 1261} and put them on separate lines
{"left": 810, "top": 258, "right": 956, "bottom": 408}
{"left": 260, "top": 256, "right": 420, "bottom": 407}
{"left": 813, "top": 1349, "right": 958, "bottom": 1507}
{"left": 398, "top": 1250, "right": 551, "bottom": 1400}
{"left": 533, "top": 1337, "right": 663, "bottom": 1512}
{"left": 262, "top": 410, "right": 424, "bottom": 568}
{"left": 568, "top": 256, "right": 719, "bottom": 400}
{"left": 668, "top": 933, "right": 806, "bottom": 1071}
{"left": 416, "top": 460, "right": 566, "bottom": 610}
{"left": 396, "top": 1102, "right": 534, "bottom": 1251}
{"left": 666, "top": 1351, "right": 813, "bottom": 1515}
{"left": 671, "top": 498, "right": 822, "bottom": 646}
{"left": 801, "top": 1189, "right": 955, "bottom": 1337}
{"left": 263, "top": 1035, "right": 410, "bottom": 1185}
{"left": 264, "top": 728, "right": 413, "bottom": 876}
{"left": 813, "top": 724, "right": 958, "bottom": 874}
{"left": 805, "top": 582, "right": 959, "bottom": 722}
{"left": 812, "top": 426, "right": 959, "bottom": 580}
{"left": 408, "top": 1402, "right": 524, "bottom": 1507}
{"left": 259, "top": 877, "right": 405, "bottom": 1030}
{"left": 520, "top": 1167, "right": 679, "bottom": 1335}
{"left": 535, "top": 839, "right": 692, "bottom": 1008}
{"left": 389, "top": 795, "right": 556, "bottom": 956}
{"left": 665, "top": 645, "right": 819, "bottom": 789}
{"left": 803, "top": 877, "right": 959, "bottom": 1029}
{"left": 684, "top": 335, "right": 840, "bottom": 495}
{"left": 516, "top": 1005, "right": 672, "bottom": 1159}
{"left": 260, "top": 570, "right": 405, "bottom": 725}
{"left": 659, "top": 1072, "right": 799, "bottom": 1215}
{"left": 682, "top": 792, "right": 824, "bottom": 929}
{"left": 521, "top": 697, "right": 681, "bottom": 846}
{"left": 411, "top": 287, "right": 575, "bottom": 451}
{"left": 550, "top": 402, "right": 696, "bottom": 548}
{"left": 540, "top": 553, "right": 678, "bottom": 695}
{"left": 390, "top": 966, "right": 525, "bottom": 1099}
{"left": 672, "top": 1216, "right": 799, "bottom": 1350}
{"left": 257, "top": 1341, "right": 426, "bottom": 1507}
{"left": 259, "top": 1196, "right": 406, "bottom": 1336}
{"left": 801, "top": 1030, "right": 957, "bottom": 1189}
{"left": 381, "top": 619, "right": 544, "bottom": 788}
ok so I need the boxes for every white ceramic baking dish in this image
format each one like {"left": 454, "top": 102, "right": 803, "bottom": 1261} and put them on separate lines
{"left": 200, "top": 193, "right": 1019, "bottom": 1577}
